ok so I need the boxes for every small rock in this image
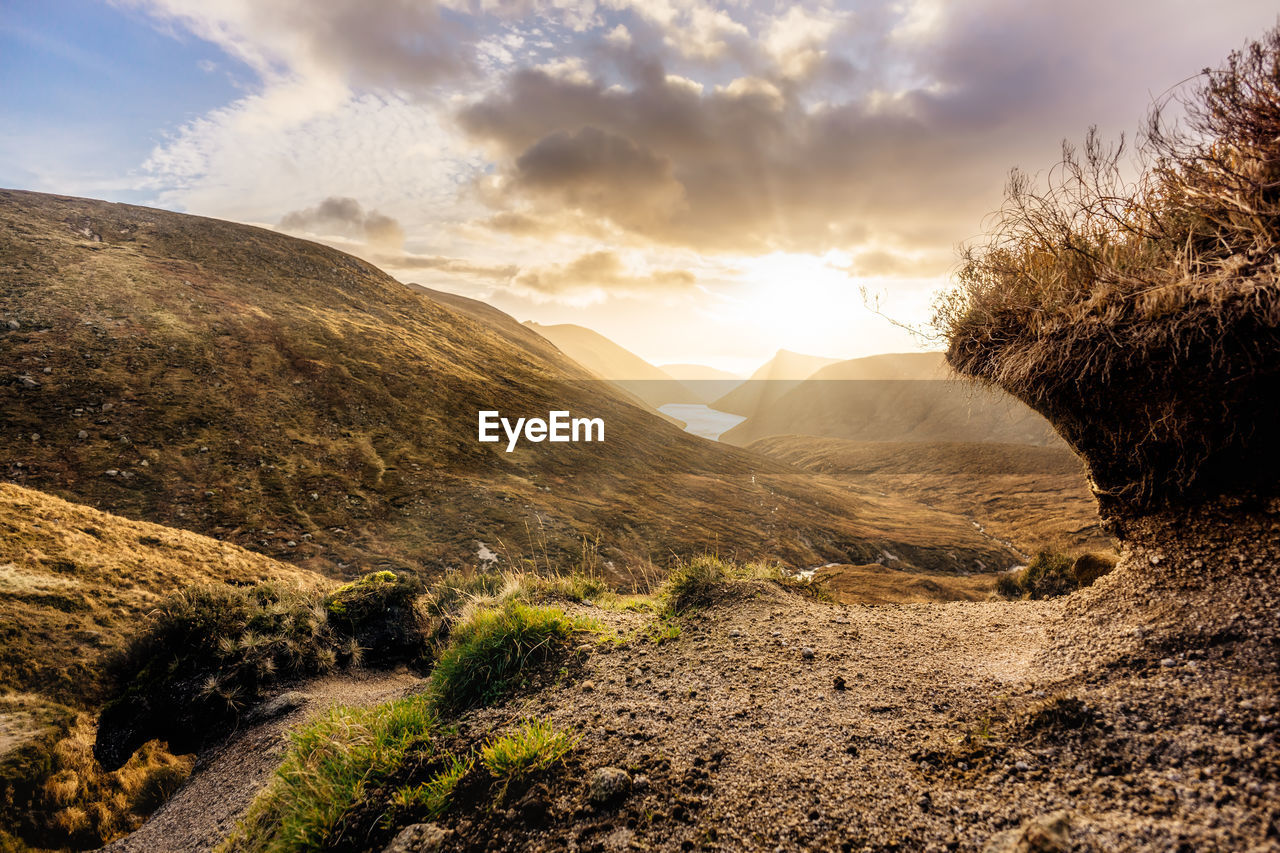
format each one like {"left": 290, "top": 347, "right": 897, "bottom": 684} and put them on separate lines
{"left": 729, "top": 629, "right": 742, "bottom": 638}
{"left": 1149, "top": 553, "right": 1164, "bottom": 566}
{"left": 42, "top": 366, "right": 51, "bottom": 374}
{"left": 581, "top": 680, "right": 595, "bottom": 692}
{"left": 1159, "top": 658, "right": 1177, "bottom": 668}
{"left": 6, "top": 319, "right": 19, "bottom": 330}
{"left": 982, "top": 810, "right": 1070, "bottom": 853}
{"left": 587, "top": 767, "right": 631, "bottom": 803}
{"left": 632, "top": 774, "right": 650, "bottom": 791}
{"left": 77, "top": 430, "right": 88, "bottom": 439}
{"left": 29, "top": 433, "right": 39, "bottom": 442}
{"left": 1014, "top": 761, "right": 1031, "bottom": 772}
{"left": 101, "top": 402, "right": 113, "bottom": 412}
{"left": 255, "top": 691, "right": 307, "bottom": 720}
{"left": 801, "top": 647, "right": 815, "bottom": 660}
{"left": 575, "top": 643, "right": 593, "bottom": 655}
{"left": 287, "top": 540, "right": 297, "bottom": 547}
{"left": 382, "top": 822, "right": 451, "bottom": 853}
{"left": 18, "top": 375, "right": 40, "bottom": 389}
{"left": 199, "top": 446, "right": 209, "bottom": 453}
{"left": 632, "top": 667, "right": 643, "bottom": 679}
{"left": 104, "top": 469, "right": 119, "bottom": 477}
{"left": 309, "top": 492, "right": 320, "bottom": 500}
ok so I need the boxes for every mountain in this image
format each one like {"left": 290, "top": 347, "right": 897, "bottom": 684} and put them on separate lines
{"left": 720, "top": 352, "right": 1061, "bottom": 446}
{"left": 407, "top": 284, "right": 568, "bottom": 365}
{"left": 659, "top": 363, "right": 743, "bottom": 404}
{"left": 411, "top": 287, "right": 679, "bottom": 424}
{"left": 522, "top": 322, "right": 700, "bottom": 409}
{"left": 710, "top": 349, "right": 841, "bottom": 418}
{"left": 749, "top": 434, "right": 1112, "bottom": 556}
{"left": 0, "top": 190, "right": 1019, "bottom": 577}
{"left": 659, "top": 364, "right": 741, "bottom": 382}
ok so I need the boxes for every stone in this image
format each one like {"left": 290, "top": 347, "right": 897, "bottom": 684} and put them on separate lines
{"left": 801, "top": 647, "right": 815, "bottom": 660}
{"left": 77, "top": 430, "right": 88, "bottom": 439}
{"left": 255, "top": 691, "right": 307, "bottom": 720}
{"left": 18, "top": 375, "right": 40, "bottom": 389}
{"left": 587, "top": 766, "right": 631, "bottom": 803}
{"left": 382, "top": 822, "right": 450, "bottom": 853}
{"left": 6, "top": 319, "right": 19, "bottom": 330}
{"left": 982, "top": 810, "right": 1070, "bottom": 853}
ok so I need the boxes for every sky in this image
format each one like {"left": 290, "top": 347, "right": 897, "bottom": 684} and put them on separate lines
{"left": 2, "top": 1, "right": 1277, "bottom": 374}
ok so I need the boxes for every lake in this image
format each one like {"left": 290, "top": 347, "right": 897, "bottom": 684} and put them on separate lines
{"left": 658, "top": 403, "right": 747, "bottom": 442}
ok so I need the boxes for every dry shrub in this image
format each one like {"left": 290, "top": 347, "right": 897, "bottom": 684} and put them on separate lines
{"left": 936, "top": 27, "right": 1280, "bottom": 516}
{"left": 1, "top": 710, "right": 194, "bottom": 851}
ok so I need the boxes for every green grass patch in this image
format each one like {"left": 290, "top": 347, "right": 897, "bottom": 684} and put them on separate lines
{"left": 221, "top": 695, "right": 438, "bottom": 853}
{"left": 96, "top": 572, "right": 427, "bottom": 770}
{"left": 480, "top": 718, "right": 577, "bottom": 798}
{"left": 428, "top": 601, "right": 596, "bottom": 714}
{"left": 391, "top": 753, "right": 474, "bottom": 821}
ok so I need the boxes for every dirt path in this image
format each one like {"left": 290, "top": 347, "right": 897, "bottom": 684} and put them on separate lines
{"left": 103, "top": 670, "right": 422, "bottom": 853}
{"left": 461, "top": 589, "right": 1061, "bottom": 852}
{"left": 105, "top": 561, "right": 1279, "bottom": 852}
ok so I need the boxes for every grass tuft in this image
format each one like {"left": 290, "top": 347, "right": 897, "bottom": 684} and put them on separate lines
{"left": 480, "top": 718, "right": 577, "bottom": 798}
{"left": 221, "top": 696, "right": 437, "bottom": 853}
{"left": 996, "top": 550, "right": 1114, "bottom": 600}
{"left": 428, "top": 601, "right": 595, "bottom": 714}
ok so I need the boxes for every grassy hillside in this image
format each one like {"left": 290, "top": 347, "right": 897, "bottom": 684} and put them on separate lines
{"left": 721, "top": 353, "right": 1060, "bottom": 447}
{"left": 710, "top": 349, "right": 840, "bottom": 418}
{"left": 0, "top": 483, "right": 327, "bottom": 852}
{"left": 522, "top": 321, "right": 700, "bottom": 408}
{"left": 0, "top": 190, "right": 1018, "bottom": 577}
{"left": 751, "top": 435, "right": 1113, "bottom": 556}
{"left": 0, "top": 483, "right": 323, "bottom": 708}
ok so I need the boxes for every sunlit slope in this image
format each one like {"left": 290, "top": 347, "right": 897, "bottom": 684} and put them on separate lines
{"left": 523, "top": 321, "right": 700, "bottom": 408}
{"left": 722, "top": 353, "right": 1061, "bottom": 446}
{"left": 0, "top": 190, "right": 1018, "bottom": 576}
{"left": 710, "top": 349, "right": 840, "bottom": 418}
{"left": 751, "top": 435, "right": 1113, "bottom": 556}
{"left": 0, "top": 482, "right": 322, "bottom": 707}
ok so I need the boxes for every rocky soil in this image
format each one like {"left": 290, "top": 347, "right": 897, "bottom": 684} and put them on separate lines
{"left": 111, "top": 512, "right": 1280, "bottom": 852}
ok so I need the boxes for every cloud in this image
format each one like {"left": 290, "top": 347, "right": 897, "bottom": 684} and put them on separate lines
{"left": 456, "top": 0, "right": 1280, "bottom": 262}
{"left": 121, "top": 0, "right": 476, "bottom": 93}
{"left": 279, "top": 196, "right": 406, "bottom": 249}
{"left": 512, "top": 250, "right": 696, "bottom": 301}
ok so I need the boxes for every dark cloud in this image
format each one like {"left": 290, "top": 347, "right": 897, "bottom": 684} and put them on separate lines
{"left": 279, "top": 197, "right": 405, "bottom": 249}
{"left": 457, "top": 0, "right": 1279, "bottom": 263}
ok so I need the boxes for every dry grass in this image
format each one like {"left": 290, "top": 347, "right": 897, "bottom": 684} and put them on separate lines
{"left": 751, "top": 435, "right": 1114, "bottom": 556}
{"left": 0, "top": 483, "right": 323, "bottom": 708}
{"left": 0, "top": 697, "right": 193, "bottom": 851}
{"left": 934, "top": 29, "right": 1280, "bottom": 513}
{"left": 1, "top": 189, "right": 1027, "bottom": 578}
{"left": 811, "top": 563, "right": 1002, "bottom": 605}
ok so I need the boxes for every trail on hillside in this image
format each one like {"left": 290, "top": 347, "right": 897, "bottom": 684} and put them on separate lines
{"left": 104, "top": 670, "right": 421, "bottom": 853}
{"left": 107, "top": 552, "right": 1280, "bottom": 853}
